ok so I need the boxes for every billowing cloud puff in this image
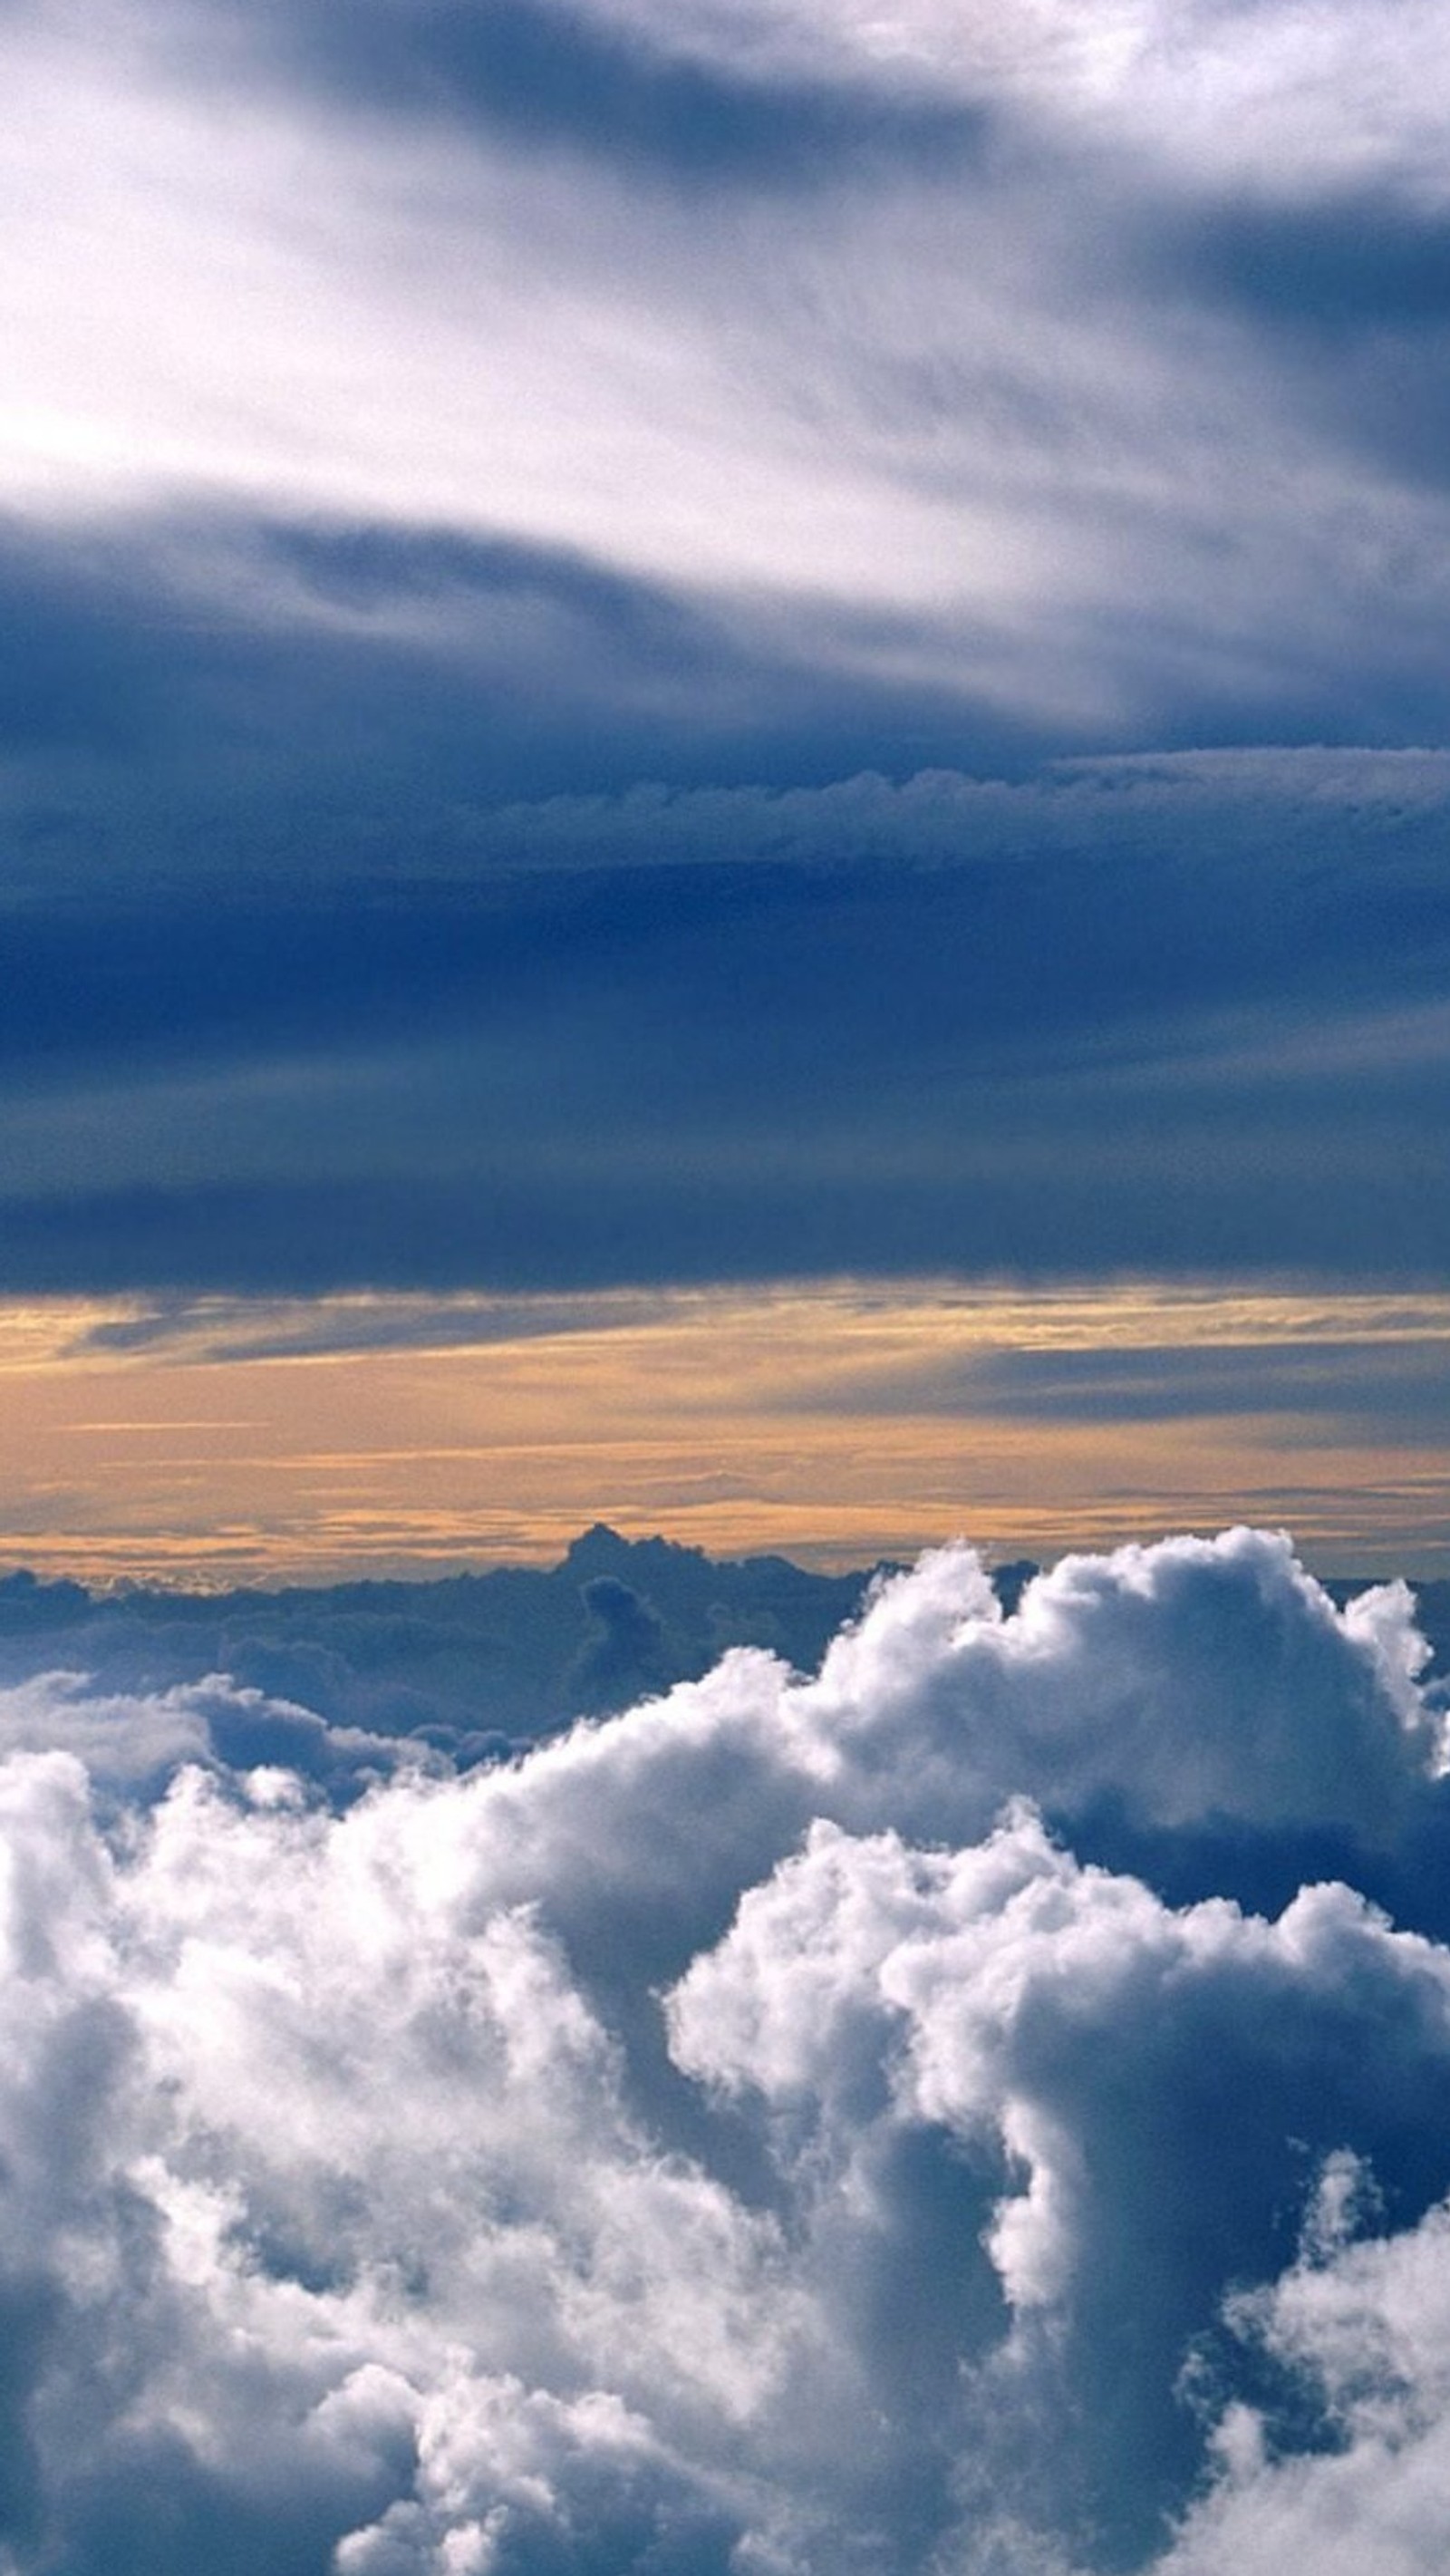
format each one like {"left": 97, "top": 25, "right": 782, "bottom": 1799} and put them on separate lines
{"left": 1160, "top": 2183, "right": 1450, "bottom": 2575}
{"left": 0, "top": 1668, "right": 420, "bottom": 1797}
{"left": 1, "top": 1531, "right": 1450, "bottom": 2569}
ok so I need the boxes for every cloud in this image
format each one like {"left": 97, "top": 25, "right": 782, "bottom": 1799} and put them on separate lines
{"left": 0, "top": 749, "right": 1446, "bottom": 1294}
{"left": 0, "top": 1671, "right": 212, "bottom": 1787}
{"left": 0, "top": 1534, "right": 1448, "bottom": 2565}
{"left": 1161, "top": 2184, "right": 1450, "bottom": 2575}
{"left": 668, "top": 1815, "right": 1450, "bottom": 2560}
{"left": 5, "top": 0, "right": 1450, "bottom": 774}
{"left": 193, "top": 0, "right": 1450, "bottom": 201}
{"left": 0, "top": 1525, "right": 875, "bottom": 1748}
{"left": 884, "top": 1336, "right": 1450, "bottom": 1435}
{"left": 216, "top": 0, "right": 987, "bottom": 188}
{"left": 0, "top": 1668, "right": 418, "bottom": 1799}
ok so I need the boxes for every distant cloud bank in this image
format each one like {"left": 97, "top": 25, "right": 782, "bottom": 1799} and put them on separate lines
{"left": 4, "top": 1528, "right": 1450, "bottom": 2569}
{"left": 1, "top": 749, "right": 1447, "bottom": 1299}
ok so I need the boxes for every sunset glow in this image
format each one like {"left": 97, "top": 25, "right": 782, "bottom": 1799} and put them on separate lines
{"left": 0, "top": 1282, "right": 1444, "bottom": 1581}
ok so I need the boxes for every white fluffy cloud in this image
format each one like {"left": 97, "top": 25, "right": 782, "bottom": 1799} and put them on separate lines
{"left": 1, "top": 1530, "right": 1450, "bottom": 2569}
{"left": 1161, "top": 2185, "right": 1450, "bottom": 2575}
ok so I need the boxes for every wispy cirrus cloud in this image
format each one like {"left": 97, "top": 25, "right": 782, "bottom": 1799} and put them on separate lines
{"left": 5, "top": 0, "right": 1450, "bottom": 761}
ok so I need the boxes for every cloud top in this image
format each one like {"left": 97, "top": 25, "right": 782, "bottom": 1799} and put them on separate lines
{"left": 1, "top": 1528, "right": 1450, "bottom": 2567}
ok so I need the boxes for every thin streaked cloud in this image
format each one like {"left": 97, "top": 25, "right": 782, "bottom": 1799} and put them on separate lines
{"left": 0, "top": 1283, "right": 1442, "bottom": 1581}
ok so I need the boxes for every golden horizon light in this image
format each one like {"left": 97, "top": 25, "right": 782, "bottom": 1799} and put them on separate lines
{"left": 0, "top": 1279, "right": 1443, "bottom": 1587}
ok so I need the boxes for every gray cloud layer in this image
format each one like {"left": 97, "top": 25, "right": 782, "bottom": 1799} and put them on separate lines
{"left": 2, "top": 0, "right": 1448, "bottom": 1299}
{"left": 0, "top": 750, "right": 1446, "bottom": 1293}
{"left": 3, "top": 1530, "right": 1450, "bottom": 2568}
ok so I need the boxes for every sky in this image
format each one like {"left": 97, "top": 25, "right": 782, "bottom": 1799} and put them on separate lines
{"left": 4, "top": 1283, "right": 1450, "bottom": 1583}
{"left": 1, "top": 0, "right": 1449, "bottom": 1572}
{"left": 10, "top": 11, "right": 1450, "bottom": 2569}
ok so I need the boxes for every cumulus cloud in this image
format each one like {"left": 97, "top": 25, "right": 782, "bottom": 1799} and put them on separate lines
{"left": 0, "top": 1531, "right": 1448, "bottom": 2567}
{"left": 0, "top": 1668, "right": 420, "bottom": 1799}
{"left": 1158, "top": 2179, "right": 1450, "bottom": 2574}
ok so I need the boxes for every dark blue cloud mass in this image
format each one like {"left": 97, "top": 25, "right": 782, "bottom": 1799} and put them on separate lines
{"left": 0, "top": 751, "right": 1445, "bottom": 1289}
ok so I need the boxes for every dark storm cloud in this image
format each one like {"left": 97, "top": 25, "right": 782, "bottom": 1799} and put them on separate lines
{"left": 0, "top": 1165, "right": 1443, "bottom": 1294}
